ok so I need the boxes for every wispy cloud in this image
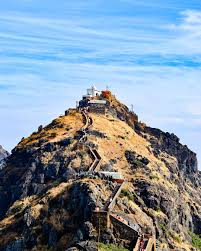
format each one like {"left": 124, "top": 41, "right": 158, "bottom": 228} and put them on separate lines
{"left": 0, "top": 1, "right": 201, "bottom": 166}
{"left": 167, "top": 9, "right": 201, "bottom": 54}
{"left": 1, "top": 9, "right": 201, "bottom": 65}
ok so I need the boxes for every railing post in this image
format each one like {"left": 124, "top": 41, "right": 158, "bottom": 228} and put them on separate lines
{"left": 106, "top": 211, "right": 111, "bottom": 229}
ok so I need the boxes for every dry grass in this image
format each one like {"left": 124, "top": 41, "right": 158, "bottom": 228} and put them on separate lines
{"left": 47, "top": 181, "right": 71, "bottom": 199}
{"left": 1, "top": 107, "right": 199, "bottom": 251}
{"left": 0, "top": 232, "right": 19, "bottom": 247}
{"left": 18, "top": 113, "right": 83, "bottom": 148}
{"left": 128, "top": 200, "right": 153, "bottom": 228}
{"left": 88, "top": 113, "right": 170, "bottom": 181}
{"left": 0, "top": 215, "right": 18, "bottom": 230}
{"left": 85, "top": 113, "right": 184, "bottom": 198}
{"left": 28, "top": 204, "right": 44, "bottom": 221}
{"left": 0, "top": 182, "right": 72, "bottom": 231}
{"left": 46, "top": 208, "right": 70, "bottom": 232}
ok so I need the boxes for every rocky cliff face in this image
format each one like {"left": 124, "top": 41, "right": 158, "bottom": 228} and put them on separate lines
{"left": 0, "top": 96, "right": 200, "bottom": 251}
{"left": 0, "top": 145, "right": 9, "bottom": 170}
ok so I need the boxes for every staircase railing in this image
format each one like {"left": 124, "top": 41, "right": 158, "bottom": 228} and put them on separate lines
{"left": 145, "top": 236, "right": 155, "bottom": 251}
{"left": 104, "top": 182, "right": 125, "bottom": 212}
{"left": 133, "top": 237, "right": 141, "bottom": 251}
{"left": 79, "top": 110, "right": 102, "bottom": 172}
{"left": 78, "top": 108, "right": 156, "bottom": 251}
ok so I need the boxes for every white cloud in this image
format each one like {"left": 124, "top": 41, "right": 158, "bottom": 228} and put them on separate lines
{"left": 181, "top": 10, "right": 201, "bottom": 25}
{"left": 0, "top": 9, "right": 201, "bottom": 61}
{"left": 0, "top": 6, "right": 201, "bottom": 168}
{"left": 167, "top": 10, "right": 201, "bottom": 54}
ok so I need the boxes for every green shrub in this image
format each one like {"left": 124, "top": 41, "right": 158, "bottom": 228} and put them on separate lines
{"left": 125, "top": 151, "right": 149, "bottom": 169}
{"left": 98, "top": 243, "right": 128, "bottom": 251}
{"left": 150, "top": 174, "right": 159, "bottom": 180}
{"left": 118, "top": 135, "right": 125, "bottom": 139}
{"left": 159, "top": 223, "right": 169, "bottom": 236}
{"left": 49, "top": 132, "right": 57, "bottom": 139}
{"left": 52, "top": 179, "right": 62, "bottom": 187}
{"left": 189, "top": 231, "right": 201, "bottom": 250}
{"left": 120, "top": 189, "right": 135, "bottom": 201}
{"left": 172, "top": 234, "right": 182, "bottom": 244}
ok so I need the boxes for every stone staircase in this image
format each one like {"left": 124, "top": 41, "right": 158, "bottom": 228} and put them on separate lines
{"left": 132, "top": 235, "right": 156, "bottom": 251}
{"left": 103, "top": 182, "right": 125, "bottom": 211}
{"left": 78, "top": 108, "right": 156, "bottom": 251}
{"left": 78, "top": 109, "right": 102, "bottom": 172}
{"left": 89, "top": 149, "right": 102, "bottom": 172}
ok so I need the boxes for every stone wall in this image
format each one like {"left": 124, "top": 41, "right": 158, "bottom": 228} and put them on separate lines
{"left": 91, "top": 211, "right": 110, "bottom": 232}
{"left": 110, "top": 215, "right": 138, "bottom": 241}
{"left": 89, "top": 104, "right": 106, "bottom": 114}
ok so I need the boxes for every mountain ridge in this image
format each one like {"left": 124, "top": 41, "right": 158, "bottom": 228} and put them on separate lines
{"left": 0, "top": 89, "right": 200, "bottom": 251}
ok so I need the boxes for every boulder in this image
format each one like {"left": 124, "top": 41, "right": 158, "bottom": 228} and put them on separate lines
{"left": 4, "top": 239, "right": 24, "bottom": 251}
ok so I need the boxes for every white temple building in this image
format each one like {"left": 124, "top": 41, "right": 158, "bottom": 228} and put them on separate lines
{"left": 83, "top": 85, "right": 101, "bottom": 99}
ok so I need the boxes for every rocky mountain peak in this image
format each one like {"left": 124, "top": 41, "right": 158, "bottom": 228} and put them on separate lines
{"left": 0, "top": 145, "right": 9, "bottom": 160}
{"left": 0, "top": 87, "right": 201, "bottom": 251}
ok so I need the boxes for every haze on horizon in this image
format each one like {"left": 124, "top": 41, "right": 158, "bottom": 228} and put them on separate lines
{"left": 0, "top": 0, "right": 201, "bottom": 168}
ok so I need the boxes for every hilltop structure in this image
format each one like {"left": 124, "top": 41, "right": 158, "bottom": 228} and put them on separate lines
{"left": 78, "top": 86, "right": 110, "bottom": 114}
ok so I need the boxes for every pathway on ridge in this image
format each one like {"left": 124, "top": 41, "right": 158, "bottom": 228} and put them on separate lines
{"left": 77, "top": 108, "right": 155, "bottom": 251}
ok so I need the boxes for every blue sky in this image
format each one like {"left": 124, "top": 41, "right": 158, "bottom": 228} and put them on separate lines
{"left": 0, "top": 0, "right": 201, "bottom": 168}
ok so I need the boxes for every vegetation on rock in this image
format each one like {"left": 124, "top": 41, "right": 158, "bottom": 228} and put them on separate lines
{"left": 98, "top": 243, "right": 129, "bottom": 251}
{"left": 189, "top": 232, "right": 201, "bottom": 250}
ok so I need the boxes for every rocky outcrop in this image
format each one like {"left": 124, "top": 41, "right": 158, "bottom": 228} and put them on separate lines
{"left": 0, "top": 135, "right": 94, "bottom": 220}
{"left": 0, "top": 95, "right": 201, "bottom": 251}
{"left": 125, "top": 150, "right": 150, "bottom": 170}
{"left": 0, "top": 145, "right": 9, "bottom": 170}
{"left": 107, "top": 96, "right": 199, "bottom": 178}
{"left": 143, "top": 127, "right": 198, "bottom": 175}
{"left": 106, "top": 94, "right": 138, "bottom": 128}
{"left": 3, "top": 238, "right": 24, "bottom": 251}
{"left": 0, "top": 181, "right": 98, "bottom": 251}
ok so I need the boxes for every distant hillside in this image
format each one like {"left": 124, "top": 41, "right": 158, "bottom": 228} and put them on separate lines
{"left": 0, "top": 145, "right": 9, "bottom": 170}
